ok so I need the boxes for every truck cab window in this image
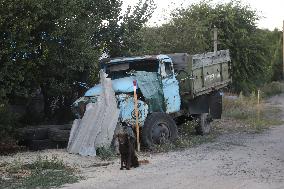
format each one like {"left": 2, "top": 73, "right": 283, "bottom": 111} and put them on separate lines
{"left": 160, "top": 61, "right": 173, "bottom": 78}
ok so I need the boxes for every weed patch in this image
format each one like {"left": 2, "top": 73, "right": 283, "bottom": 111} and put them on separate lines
{"left": 96, "top": 147, "right": 117, "bottom": 161}
{"left": 223, "top": 92, "right": 284, "bottom": 133}
{"left": 152, "top": 121, "right": 217, "bottom": 153}
{"left": 261, "top": 81, "right": 284, "bottom": 98}
{"left": 0, "top": 156, "right": 81, "bottom": 189}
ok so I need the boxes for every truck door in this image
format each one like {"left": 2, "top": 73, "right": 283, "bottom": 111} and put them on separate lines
{"left": 159, "top": 60, "right": 181, "bottom": 113}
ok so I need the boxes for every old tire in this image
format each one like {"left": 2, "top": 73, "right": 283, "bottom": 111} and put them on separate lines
{"left": 195, "top": 113, "right": 211, "bottom": 135}
{"left": 20, "top": 127, "right": 49, "bottom": 141}
{"left": 142, "top": 112, "right": 178, "bottom": 149}
{"left": 48, "top": 124, "right": 71, "bottom": 142}
{"left": 27, "top": 139, "right": 50, "bottom": 151}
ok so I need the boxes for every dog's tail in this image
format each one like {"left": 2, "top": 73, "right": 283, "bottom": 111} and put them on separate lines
{"left": 138, "top": 159, "right": 150, "bottom": 165}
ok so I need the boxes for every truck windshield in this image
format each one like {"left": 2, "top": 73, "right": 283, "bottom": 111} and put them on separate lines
{"left": 105, "top": 60, "right": 159, "bottom": 80}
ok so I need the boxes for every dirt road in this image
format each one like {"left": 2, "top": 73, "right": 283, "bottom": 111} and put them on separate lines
{"left": 63, "top": 95, "right": 284, "bottom": 189}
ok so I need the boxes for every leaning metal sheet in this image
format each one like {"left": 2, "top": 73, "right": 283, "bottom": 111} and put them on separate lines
{"left": 67, "top": 71, "right": 119, "bottom": 156}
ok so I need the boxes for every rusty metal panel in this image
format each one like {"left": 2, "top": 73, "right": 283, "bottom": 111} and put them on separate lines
{"left": 134, "top": 71, "right": 165, "bottom": 112}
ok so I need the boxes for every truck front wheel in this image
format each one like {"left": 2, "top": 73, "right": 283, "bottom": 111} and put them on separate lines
{"left": 195, "top": 113, "right": 211, "bottom": 135}
{"left": 142, "top": 112, "right": 178, "bottom": 149}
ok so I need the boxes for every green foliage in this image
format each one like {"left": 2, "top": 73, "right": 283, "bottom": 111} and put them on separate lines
{"left": 153, "top": 121, "right": 216, "bottom": 153}
{"left": 223, "top": 93, "right": 284, "bottom": 132}
{"left": 138, "top": 0, "right": 283, "bottom": 92}
{"left": 0, "top": 103, "right": 18, "bottom": 139}
{"left": 96, "top": 147, "right": 117, "bottom": 161}
{"left": 94, "top": 0, "right": 156, "bottom": 57}
{"left": 261, "top": 81, "right": 284, "bottom": 98}
{"left": 0, "top": 0, "right": 155, "bottom": 125}
{"left": 0, "top": 156, "right": 80, "bottom": 189}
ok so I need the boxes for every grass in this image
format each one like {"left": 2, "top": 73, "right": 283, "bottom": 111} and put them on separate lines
{"left": 96, "top": 147, "right": 117, "bottom": 161}
{"left": 154, "top": 88, "right": 284, "bottom": 153}
{"left": 223, "top": 91, "right": 284, "bottom": 133}
{"left": 0, "top": 156, "right": 81, "bottom": 189}
{"left": 261, "top": 81, "right": 284, "bottom": 98}
{"left": 152, "top": 121, "right": 217, "bottom": 153}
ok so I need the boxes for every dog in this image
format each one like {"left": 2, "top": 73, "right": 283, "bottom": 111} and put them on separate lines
{"left": 116, "top": 125, "right": 139, "bottom": 170}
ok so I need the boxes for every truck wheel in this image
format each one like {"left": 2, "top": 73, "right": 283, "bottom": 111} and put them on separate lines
{"left": 142, "top": 112, "right": 178, "bottom": 149}
{"left": 195, "top": 113, "right": 211, "bottom": 135}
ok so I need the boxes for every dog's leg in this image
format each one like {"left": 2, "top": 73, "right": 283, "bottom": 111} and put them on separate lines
{"left": 120, "top": 156, "right": 124, "bottom": 170}
{"left": 126, "top": 138, "right": 132, "bottom": 170}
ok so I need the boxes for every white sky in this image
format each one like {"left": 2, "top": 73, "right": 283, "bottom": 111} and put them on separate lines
{"left": 122, "top": 0, "right": 284, "bottom": 30}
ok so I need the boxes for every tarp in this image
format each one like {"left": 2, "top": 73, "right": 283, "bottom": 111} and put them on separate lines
{"left": 67, "top": 70, "right": 119, "bottom": 156}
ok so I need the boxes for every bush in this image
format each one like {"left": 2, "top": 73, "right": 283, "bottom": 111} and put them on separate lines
{"left": 0, "top": 103, "right": 18, "bottom": 141}
{"left": 223, "top": 92, "right": 284, "bottom": 132}
{"left": 261, "top": 81, "right": 284, "bottom": 98}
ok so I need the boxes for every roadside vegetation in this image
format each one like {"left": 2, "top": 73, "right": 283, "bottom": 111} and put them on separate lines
{"left": 153, "top": 82, "right": 284, "bottom": 152}
{"left": 222, "top": 87, "right": 284, "bottom": 133}
{"left": 261, "top": 81, "right": 284, "bottom": 98}
{"left": 151, "top": 121, "right": 217, "bottom": 153}
{"left": 0, "top": 156, "right": 80, "bottom": 189}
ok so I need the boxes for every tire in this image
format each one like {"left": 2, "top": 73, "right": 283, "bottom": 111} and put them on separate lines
{"left": 142, "top": 112, "right": 178, "bottom": 149}
{"left": 49, "top": 141, "right": 68, "bottom": 149}
{"left": 195, "top": 113, "right": 211, "bottom": 135}
{"left": 27, "top": 139, "right": 50, "bottom": 151}
{"left": 20, "top": 127, "right": 49, "bottom": 140}
{"left": 48, "top": 124, "right": 71, "bottom": 142}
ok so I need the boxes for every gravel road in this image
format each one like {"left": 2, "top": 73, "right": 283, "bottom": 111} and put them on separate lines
{"left": 62, "top": 94, "right": 284, "bottom": 189}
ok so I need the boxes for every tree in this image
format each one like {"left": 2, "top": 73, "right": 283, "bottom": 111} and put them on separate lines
{"left": 92, "top": 0, "right": 155, "bottom": 57}
{"left": 138, "top": 1, "right": 278, "bottom": 92}
{"left": 0, "top": 0, "right": 155, "bottom": 124}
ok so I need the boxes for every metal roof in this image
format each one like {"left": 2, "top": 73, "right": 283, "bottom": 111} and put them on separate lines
{"left": 100, "top": 55, "right": 159, "bottom": 65}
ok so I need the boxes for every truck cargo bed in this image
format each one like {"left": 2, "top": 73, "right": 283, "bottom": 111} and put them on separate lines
{"left": 168, "top": 50, "right": 231, "bottom": 99}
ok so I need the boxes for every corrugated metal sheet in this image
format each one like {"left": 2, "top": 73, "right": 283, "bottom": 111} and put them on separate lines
{"left": 67, "top": 71, "right": 119, "bottom": 156}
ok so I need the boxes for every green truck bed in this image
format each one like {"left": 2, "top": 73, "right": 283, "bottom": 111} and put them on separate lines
{"left": 168, "top": 50, "right": 231, "bottom": 99}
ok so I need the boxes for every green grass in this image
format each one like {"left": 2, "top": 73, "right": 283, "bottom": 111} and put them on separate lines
{"left": 96, "top": 147, "right": 117, "bottom": 161}
{"left": 0, "top": 156, "right": 81, "bottom": 189}
{"left": 152, "top": 121, "right": 217, "bottom": 153}
{"left": 261, "top": 81, "right": 284, "bottom": 98}
{"left": 223, "top": 92, "right": 284, "bottom": 133}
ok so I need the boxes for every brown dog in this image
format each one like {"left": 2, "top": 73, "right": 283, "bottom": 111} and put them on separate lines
{"left": 117, "top": 128, "right": 139, "bottom": 170}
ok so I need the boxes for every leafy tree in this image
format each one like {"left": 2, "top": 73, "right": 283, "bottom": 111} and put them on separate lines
{"left": 92, "top": 0, "right": 155, "bottom": 57}
{"left": 138, "top": 1, "right": 280, "bottom": 92}
{"left": 0, "top": 0, "right": 155, "bottom": 125}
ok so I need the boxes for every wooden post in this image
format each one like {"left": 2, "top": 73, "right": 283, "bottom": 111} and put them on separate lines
{"left": 133, "top": 80, "right": 140, "bottom": 152}
{"left": 282, "top": 20, "right": 284, "bottom": 79}
{"left": 213, "top": 26, "right": 218, "bottom": 54}
{"left": 257, "top": 89, "right": 260, "bottom": 105}
{"left": 257, "top": 89, "right": 260, "bottom": 121}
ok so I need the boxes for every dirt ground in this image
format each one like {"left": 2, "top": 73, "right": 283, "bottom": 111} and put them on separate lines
{"left": 1, "top": 95, "right": 284, "bottom": 189}
{"left": 62, "top": 95, "right": 284, "bottom": 189}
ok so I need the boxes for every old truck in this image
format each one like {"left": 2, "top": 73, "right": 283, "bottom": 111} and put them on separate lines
{"left": 72, "top": 50, "right": 231, "bottom": 148}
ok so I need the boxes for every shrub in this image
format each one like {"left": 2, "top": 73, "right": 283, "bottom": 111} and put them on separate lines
{"left": 261, "top": 81, "right": 284, "bottom": 98}
{"left": 0, "top": 103, "right": 18, "bottom": 141}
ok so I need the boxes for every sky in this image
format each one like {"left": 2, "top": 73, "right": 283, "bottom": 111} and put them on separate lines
{"left": 122, "top": 0, "right": 284, "bottom": 30}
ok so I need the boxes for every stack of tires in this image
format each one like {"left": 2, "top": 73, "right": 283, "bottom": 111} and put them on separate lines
{"left": 18, "top": 124, "right": 72, "bottom": 151}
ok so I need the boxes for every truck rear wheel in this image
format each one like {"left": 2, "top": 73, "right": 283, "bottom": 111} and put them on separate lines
{"left": 195, "top": 113, "right": 211, "bottom": 135}
{"left": 142, "top": 112, "right": 178, "bottom": 149}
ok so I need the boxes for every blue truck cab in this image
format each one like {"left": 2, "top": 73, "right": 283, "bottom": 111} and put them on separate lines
{"left": 73, "top": 50, "right": 231, "bottom": 148}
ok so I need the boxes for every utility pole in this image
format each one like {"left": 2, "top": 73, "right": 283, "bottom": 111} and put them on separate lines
{"left": 213, "top": 26, "right": 218, "bottom": 55}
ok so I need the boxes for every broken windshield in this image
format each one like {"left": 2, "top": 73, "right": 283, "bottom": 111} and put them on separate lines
{"left": 105, "top": 60, "right": 159, "bottom": 80}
